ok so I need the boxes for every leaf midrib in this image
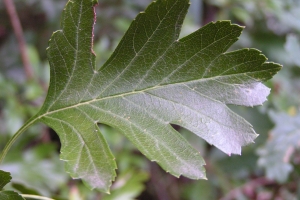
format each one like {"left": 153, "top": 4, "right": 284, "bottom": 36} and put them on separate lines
{"left": 39, "top": 67, "right": 274, "bottom": 118}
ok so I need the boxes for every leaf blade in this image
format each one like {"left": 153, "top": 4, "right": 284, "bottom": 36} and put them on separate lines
{"left": 39, "top": 0, "right": 282, "bottom": 191}
{"left": 41, "top": 109, "right": 117, "bottom": 192}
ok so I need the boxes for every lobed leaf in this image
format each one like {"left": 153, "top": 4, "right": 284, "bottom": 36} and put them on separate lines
{"left": 36, "top": 0, "right": 281, "bottom": 192}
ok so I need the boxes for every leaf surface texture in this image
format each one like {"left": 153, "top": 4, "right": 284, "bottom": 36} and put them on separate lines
{"left": 39, "top": 0, "right": 281, "bottom": 192}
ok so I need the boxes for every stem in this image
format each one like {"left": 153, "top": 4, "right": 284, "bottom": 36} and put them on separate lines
{"left": 21, "top": 194, "right": 55, "bottom": 200}
{"left": 3, "top": 0, "right": 34, "bottom": 79}
{"left": 0, "top": 116, "right": 39, "bottom": 165}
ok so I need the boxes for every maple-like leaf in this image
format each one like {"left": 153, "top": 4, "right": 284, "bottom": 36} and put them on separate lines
{"left": 2, "top": 0, "right": 281, "bottom": 193}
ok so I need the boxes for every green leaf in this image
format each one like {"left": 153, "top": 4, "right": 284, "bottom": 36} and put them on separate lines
{"left": 0, "top": 170, "right": 11, "bottom": 190}
{"left": 0, "top": 191, "right": 24, "bottom": 200}
{"left": 0, "top": 170, "right": 24, "bottom": 200}
{"left": 9, "top": 0, "right": 281, "bottom": 192}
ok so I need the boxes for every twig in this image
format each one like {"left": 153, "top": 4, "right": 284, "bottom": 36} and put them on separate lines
{"left": 4, "top": 0, "right": 34, "bottom": 79}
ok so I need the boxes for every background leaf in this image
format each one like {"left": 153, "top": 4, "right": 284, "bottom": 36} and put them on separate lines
{"left": 1, "top": 144, "right": 68, "bottom": 196}
{"left": 257, "top": 111, "right": 300, "bottom": 183}
{"left": 0, "top": 191, "right": 24, "bottom": 200}
{"left": 285, "top": 34, "right": 300, "bottom": 67}
{"left": 0, "top": 170, "right": 11, "bottom": 190}
{"left": 0, "top": 170, "right": 24, "bottom": 200}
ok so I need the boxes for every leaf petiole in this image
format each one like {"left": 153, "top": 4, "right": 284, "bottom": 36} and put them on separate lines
{"left": 0, "top": 116, "right": 39, "bottom": 165}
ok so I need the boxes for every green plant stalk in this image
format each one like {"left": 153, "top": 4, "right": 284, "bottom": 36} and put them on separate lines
{"left": 0, "top": 116, "right": 39, "bottom": 165}
{"left": 21, "top": 194, "right": 55, "bottom": 200}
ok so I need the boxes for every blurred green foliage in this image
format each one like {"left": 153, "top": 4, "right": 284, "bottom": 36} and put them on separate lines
{"left": 0, "top": 0, "right": 299, "bottom": 199}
